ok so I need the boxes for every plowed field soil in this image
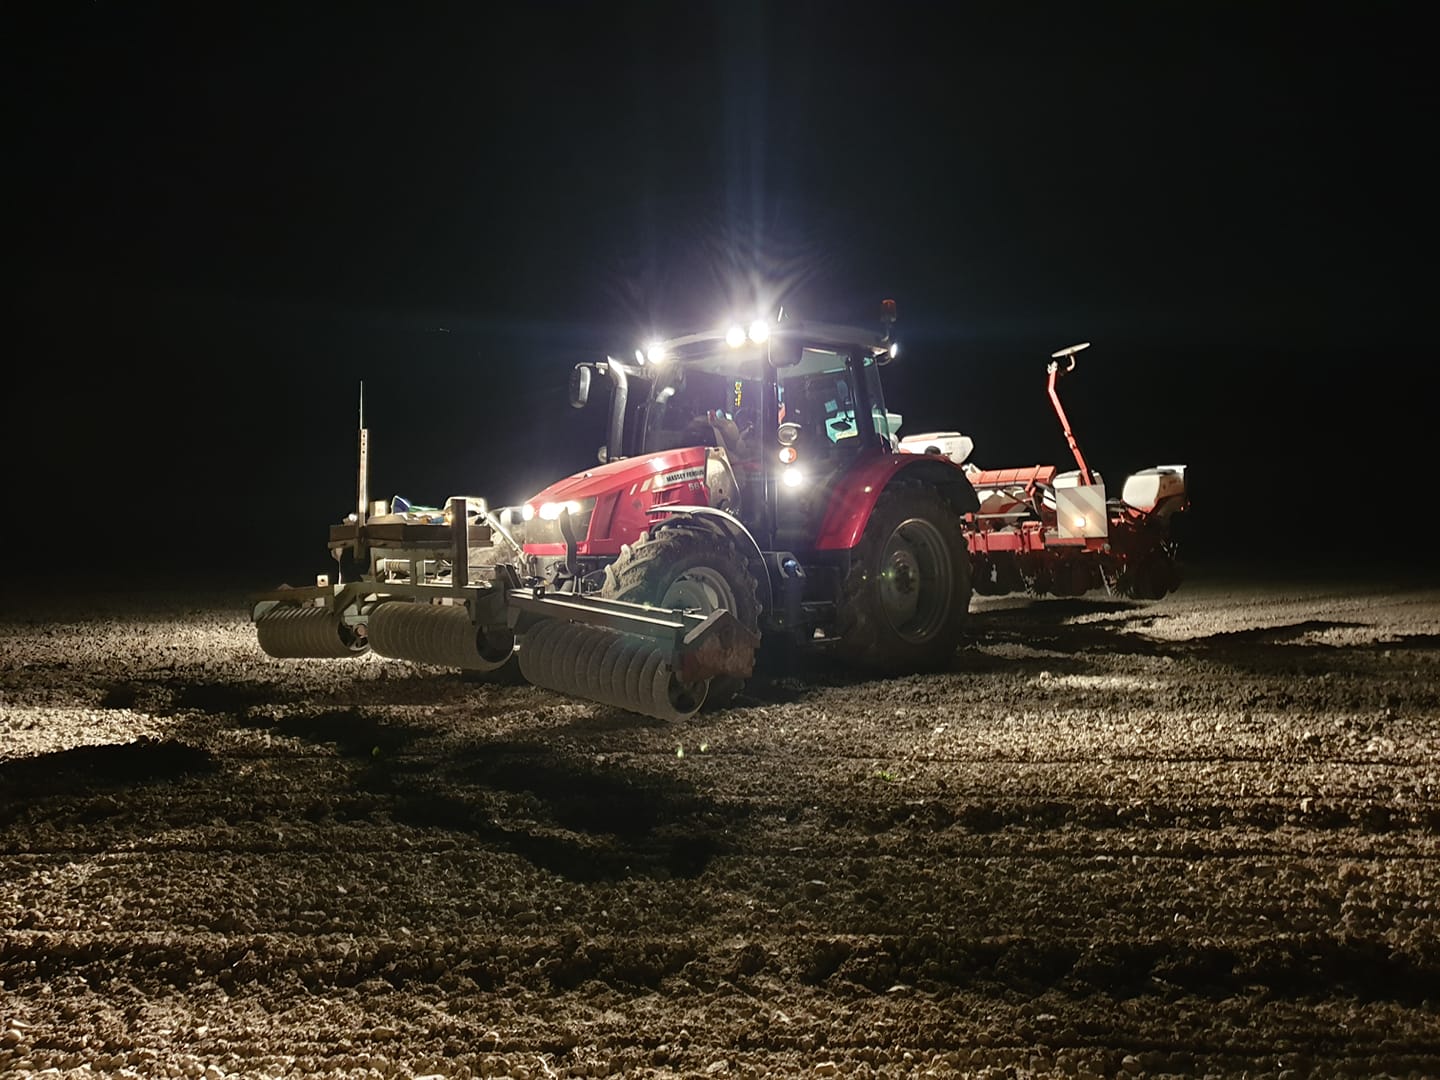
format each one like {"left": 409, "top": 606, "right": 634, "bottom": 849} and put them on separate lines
{"left": 2, "top": 570, "right": 1438, "bottom": 1079}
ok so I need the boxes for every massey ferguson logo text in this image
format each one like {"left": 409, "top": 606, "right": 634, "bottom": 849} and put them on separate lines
{"left": 659, "top": 467, "right": 704, "bottom": 487}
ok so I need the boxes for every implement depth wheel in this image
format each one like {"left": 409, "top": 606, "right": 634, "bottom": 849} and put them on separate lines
{"left": 601, "top": 524, "right": 761, "bottom": 708}
{"left": 837, "top": 482, "right": 971, "bottom": 672}
{"left": 1119, "top": 548, "right": 1182, "bottom": 600}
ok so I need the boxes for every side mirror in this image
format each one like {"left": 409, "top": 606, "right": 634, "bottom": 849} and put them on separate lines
{"left": 569, "top": 364, "right": 592, "bottom": 409}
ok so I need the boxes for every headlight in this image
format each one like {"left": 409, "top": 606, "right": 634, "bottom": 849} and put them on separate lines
{"left": 538, "top": 500, "right": 583, "bottom": 521}
{"left": 748, "top": 318, "right": 769, "bottom": 343}
{"left": 782, "top": 467, "right": 804, "bottom": 488}
{"left": 725, "top": 324, "right": 747, "bottom": 348}
{"left": 514, "top": 497, "right": 598, "bottom": 548}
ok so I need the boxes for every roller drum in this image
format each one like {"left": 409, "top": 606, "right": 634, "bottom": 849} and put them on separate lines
{"left": 367, "top": 602, "right": 515, "bottom": 672}
{"left": 255, "top": 605, "right": 367, "bottom": 659}
{"left": 603, "top": 636, "right": 636, "bottom": 705}
{"left": 517, "top": 619, "right": 707, "bottom": 721}
{"left": 575, "top": 629, "right": 614, "bottom": 701}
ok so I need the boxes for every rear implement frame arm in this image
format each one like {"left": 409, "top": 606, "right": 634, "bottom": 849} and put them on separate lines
{"left": 1047, "top": 343, "right": 1094, "bottom": 485}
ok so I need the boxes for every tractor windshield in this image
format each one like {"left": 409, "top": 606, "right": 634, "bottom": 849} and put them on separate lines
{"left": 642, "top": 363, "right": 763, "bottom": 461}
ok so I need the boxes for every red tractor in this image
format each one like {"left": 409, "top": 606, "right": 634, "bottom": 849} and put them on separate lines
{"left": 252, "top": 308, "right": 1186, "bottom": 719}
{"left": 523, "top": 312, "right": 977, "bottom": 673}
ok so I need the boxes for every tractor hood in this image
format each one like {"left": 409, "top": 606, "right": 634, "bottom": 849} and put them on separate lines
{"left": 524, "top": 446, "right": 709, "bottom": 507}
{"left": 519, "top": 446, "right": 716, "bottom": 557}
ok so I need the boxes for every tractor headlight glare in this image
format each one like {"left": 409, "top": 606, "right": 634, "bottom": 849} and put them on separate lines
{"left": 538, "top": 500, "right": 582, "bottom": 521}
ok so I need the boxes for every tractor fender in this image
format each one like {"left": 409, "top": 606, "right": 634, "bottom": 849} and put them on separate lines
{"left": 644, "top": 505, "right": 774, "bottom": 618}
{"left": 813, "top": 455, "right": 980, "bottom": 551}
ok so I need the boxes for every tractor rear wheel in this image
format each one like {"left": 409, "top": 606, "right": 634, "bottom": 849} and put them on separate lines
{"left": 601, "top": 524, "right": 762, "bottom": 708}
{"left": 837, "top": 482, "right": 971, "bottom": 672}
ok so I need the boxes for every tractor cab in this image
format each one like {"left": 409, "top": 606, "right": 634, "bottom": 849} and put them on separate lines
{"left": 564, "top": 319, "right": 901, "bottom": 557}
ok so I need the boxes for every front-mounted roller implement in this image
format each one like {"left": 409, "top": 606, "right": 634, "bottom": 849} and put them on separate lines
{"left": 252, "top": 497, "right": 759, "bottom": 721}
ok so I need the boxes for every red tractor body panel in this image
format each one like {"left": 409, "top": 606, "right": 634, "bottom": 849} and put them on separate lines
{"left": 811, "top": 453, "right": 973, "bottom": 551}
{"left": 521, "top": 447, "right": 712, "bottom": 558}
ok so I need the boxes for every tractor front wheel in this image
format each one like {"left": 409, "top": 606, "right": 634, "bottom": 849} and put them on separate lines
{"left": 601, "top": 524, "right": 762, "bottom": 707}
{"left": 837, "top": 483, "right": 971, "bottom": 672}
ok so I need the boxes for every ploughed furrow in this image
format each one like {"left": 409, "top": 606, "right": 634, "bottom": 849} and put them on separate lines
{"left": 1, "top": 580, "right": 1438, "bottom": 1078}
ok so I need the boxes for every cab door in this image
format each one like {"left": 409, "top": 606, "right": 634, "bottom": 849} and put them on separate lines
{"left": 772, "top": 348, "right": 883, "bottom": 551}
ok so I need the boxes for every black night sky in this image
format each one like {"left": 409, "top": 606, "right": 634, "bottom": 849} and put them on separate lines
{"left": 11, "top": 4, "right": 1431, "bottom": 587}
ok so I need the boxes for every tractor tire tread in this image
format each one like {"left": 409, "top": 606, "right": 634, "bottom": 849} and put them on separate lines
{"left": 600, "top": 524, "right": 761, "bottom": 708}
